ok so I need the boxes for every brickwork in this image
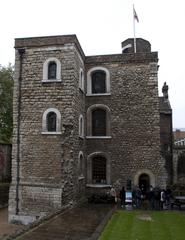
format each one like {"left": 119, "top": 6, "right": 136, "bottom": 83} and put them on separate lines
{"left": 9, "top": 35, "right": 168, "bottom": 224}
{"left": 85, "top": 55, "right": 167, "bottom": 192}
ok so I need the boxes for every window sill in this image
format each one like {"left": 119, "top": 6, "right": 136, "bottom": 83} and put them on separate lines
{"left": 42, "top": 79, "right": 62, "bottom": 83}
{"left": 86, "top": 136, "right": 111, "bottom": 139}
{"left": 86, "top": 184, "right": 111, "bottom": 188}
{"left": 79, "top": 136, "right": 85, "bottom": 139}
{"left": 78, "top": 176, "right": 85, "bottom": 180}
{"left": 42, "top": 132, "right": 62, "bottom": 135}
{"left": 86, "top": 93, "right": 111, "bottom": 97}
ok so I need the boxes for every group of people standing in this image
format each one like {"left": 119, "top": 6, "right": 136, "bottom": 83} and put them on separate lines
{"left": 132, "top": 185, "right": 172, "bottom": 210}
{"left": 109, "top": 185, "right": 172, "bottom": 210}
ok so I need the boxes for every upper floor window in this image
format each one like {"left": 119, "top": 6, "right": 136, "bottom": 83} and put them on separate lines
{"left": 42, "top": 57, "right": 61, "bottom": 82}
{"left": 48, "top": 61, "right": 57, "bottom": 80}
{"left": 92, "top": 70, "right": 106, "bottom": 94}
{"left": 42, "top": 108, "right": 61, "bottom": 134}
{"left": 78, "top": 151, "right": 84, "bottom": 178}
{"left": 87, "top": 67, "right": 110, "bottom": 95}
{"left": 92, "top": 109, "right": 106, "bottom": 136}
{"left": 79, "top": 114, "right": 84, "bottom": 138}
{"left": 86, "top": 104, "right": 111, "bottom": 138}
{"left": 47, "top": 111, "right": 57, "bottom": 132}
{"left": 79, "top": 68, "right": 84, "bottom": 91}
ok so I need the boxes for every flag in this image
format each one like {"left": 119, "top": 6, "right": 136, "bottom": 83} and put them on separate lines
{"left": 133, "top": 7, "right": 139, "bottom": 22}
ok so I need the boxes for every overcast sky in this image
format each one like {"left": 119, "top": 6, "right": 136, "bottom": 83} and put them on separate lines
{"left": 0, "top": 0, "right": 184, "bottom": 129}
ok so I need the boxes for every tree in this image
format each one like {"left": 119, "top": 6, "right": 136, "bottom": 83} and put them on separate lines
{"left": 0, "top": 65, "right": 13, "bottom": 144}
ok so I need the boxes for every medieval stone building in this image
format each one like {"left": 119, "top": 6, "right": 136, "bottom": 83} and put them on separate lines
{"left": 9, "top": 35, "right": 172, "bottom": 224}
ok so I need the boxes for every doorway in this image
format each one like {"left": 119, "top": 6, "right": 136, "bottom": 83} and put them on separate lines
{"left": 139, "top": 173, "right": 150, "bottom": 193}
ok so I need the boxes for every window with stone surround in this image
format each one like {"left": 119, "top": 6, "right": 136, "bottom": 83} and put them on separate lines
{"left": 92, "top": 70, "right": 106, "bottom": 94}
{"left": 79, "top": 114, "right": 84, "bottom": 138}
{"left": 48, "top": 61, "right": 57, "bottom": 80}
{"left": 42, "top": 108, "right": 61, "bottom": 134}
{"left": 42, "top": 57, "right": 61, "bottom": 82}
{"left": 87, "top": 67, "right": 110, "bottom": 95}
{"left": 92, "top": 156, "right": 106, "bottom": 184}
{"left": 86, "top": 152, "right": 111, "bottom": 186}
{"left": 92, "top": 109, "right": 106, "bottom": 136}
{"left": 79, "top": 68, "right": 84, "bottom": 91}
{"left": 47, "top": 111, "right": 57, "bottom": 131}
{"left": 78, "top": 151, "right": 84, "bottom": 178}
{"left": 86, "top": 104, "right": 111, "bottom": 138}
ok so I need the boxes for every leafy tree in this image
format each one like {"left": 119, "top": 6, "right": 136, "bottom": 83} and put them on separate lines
{"left": 0, "top": 65, "right": 13, "bottom": 144}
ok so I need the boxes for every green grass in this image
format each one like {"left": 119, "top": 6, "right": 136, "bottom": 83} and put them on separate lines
{"left": 99, "top": 210, "right": 185, "bottom": 240}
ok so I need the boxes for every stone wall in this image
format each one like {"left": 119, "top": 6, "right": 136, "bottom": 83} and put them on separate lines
{"left": 9, "top": 35, "right": 168, "bottom": 224}
{"left": 9, "top": 36, "right": 86, "bottom": 224}
{"left": 85, "top": 53, "right": 167, "bottom": 192}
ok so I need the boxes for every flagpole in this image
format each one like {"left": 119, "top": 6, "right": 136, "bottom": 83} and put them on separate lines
{"left": 133, "top": 4, "right": 136, "bottom": 53}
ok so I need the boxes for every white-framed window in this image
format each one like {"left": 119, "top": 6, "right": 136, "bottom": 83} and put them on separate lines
{"left": 42, "top": 57, "right": 61, "bottom": 82}
{"left": 86, "top": 104, "right": 111, "bottom": 138}
{"left": 79, "top": 114, "right": 84, "bottom": 138}
{"left": 42, "top": 108, "right": 61, "bottom": 134}
{"left": 87, "top": 67, "right": 110, "bottom": 96}
{"left": 79, "top": 68, "right": 84, "bottom": 91}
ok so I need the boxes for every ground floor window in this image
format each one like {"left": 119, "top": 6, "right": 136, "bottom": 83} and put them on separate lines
{"left": 92, "top": 156, "right": 106, "bottom": 184}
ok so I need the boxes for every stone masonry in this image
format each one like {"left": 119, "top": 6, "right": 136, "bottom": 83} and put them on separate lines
{"left": 9, "top": 35, "right": 168, "bottom": 224}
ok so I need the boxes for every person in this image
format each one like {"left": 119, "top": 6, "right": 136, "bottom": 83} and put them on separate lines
{"left": 132, "top": 186, "right": 137, "bottom": 208}
{"left": 120, "top": 186, "right": 125, "bottom": 208}
{"left": 160, "top": 189, "right": 166, "bottom": 210}
{"left": 135, "top": 186, "right": 142, "bottom": 209}
{"left": 165, "top": 187, "right": 172, "bottom": 209}
{"left": 153, "top": 187, "right": 160, "bottom": 210}
{"left": 148, "top": 185, "right": 154, "bottom": 210}
{"left": 110, "top": 187, "right": 117, "bottom": 203}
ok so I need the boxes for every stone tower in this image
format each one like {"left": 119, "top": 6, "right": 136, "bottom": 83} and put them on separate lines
{"left": 9, "top": 35, "right": 167, "bottom": 224}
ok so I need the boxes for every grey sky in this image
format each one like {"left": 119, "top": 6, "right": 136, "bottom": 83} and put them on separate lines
{"left": 0, "top": 0, "right": 184, "bottom": 128}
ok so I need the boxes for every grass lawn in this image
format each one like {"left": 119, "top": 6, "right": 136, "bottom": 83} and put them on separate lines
{"left": 99, "top": 210, "right": 185, "bottom": 240}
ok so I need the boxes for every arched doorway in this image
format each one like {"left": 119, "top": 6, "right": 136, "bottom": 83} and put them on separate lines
{"left": 139, "top": 173, "right": 150, "bottom": 193}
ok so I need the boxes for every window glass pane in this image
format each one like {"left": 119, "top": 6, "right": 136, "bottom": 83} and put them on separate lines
{"left": 92, "top": 109, "right": 106, "bottom": 136}
{"left": 92, "top": 70, "right": 106, "bottom": 93}
{"left": 92, "top": 156, "right": 106, "bottom": 184}
{"left": 48, "top": 61, "right": 57, "bottom": 79}
{"left": 47, "top": 112, "right": 57, "bottom": 131}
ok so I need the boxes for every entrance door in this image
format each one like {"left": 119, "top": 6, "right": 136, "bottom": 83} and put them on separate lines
{"left": 139, "top": 173, "right": 150, "bottom": 193}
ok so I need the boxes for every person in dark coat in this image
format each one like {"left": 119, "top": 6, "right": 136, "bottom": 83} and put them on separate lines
{"left": 120, "top": 186, "right": 125, "bottom": 208}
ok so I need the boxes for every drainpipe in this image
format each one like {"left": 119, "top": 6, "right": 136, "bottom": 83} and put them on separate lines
{"left": 15, "top": 48, "right": 25, "bottom": 215}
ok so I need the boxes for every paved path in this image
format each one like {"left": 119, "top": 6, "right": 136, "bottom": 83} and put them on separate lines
{"left": 14, "top": 203, "right": 113, "bottom": 240}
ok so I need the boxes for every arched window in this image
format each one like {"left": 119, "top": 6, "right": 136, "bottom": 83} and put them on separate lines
{"left": 92, "top": 156, "right": 106, "bottom": 184}
{"left": 78, "top": 151, "right": 84, "bottom": 177}
{"left": 92, "top": 109, "right": 106, "bottom": 136}
{"left": 87, "top": 67, "right": 110, "bottom": 95}
{"left": 79, "top": 68, "right": 84, "bottom": 91}
{"left": 79, "top": 114, "right": 84, "bottom": 138}
{"left": 92, "top": 70, "right": 106, "bottom": 93}
{"left": 42, "top": 108, "right": 61, "bottom": 134}
{"left": 47, "top": 111, "right": 57, "bottom": 132}
{"left": 87, "top": 152, "right": 111, "bottom": 185}
{"left": 86, "top": 104, "right": 111, "bottom": 137}
{"left": 48, "top": 61, "right": 57, "bottom": 80}
{"left": 42, "top": 57, "right": 61, "bottom": 82}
